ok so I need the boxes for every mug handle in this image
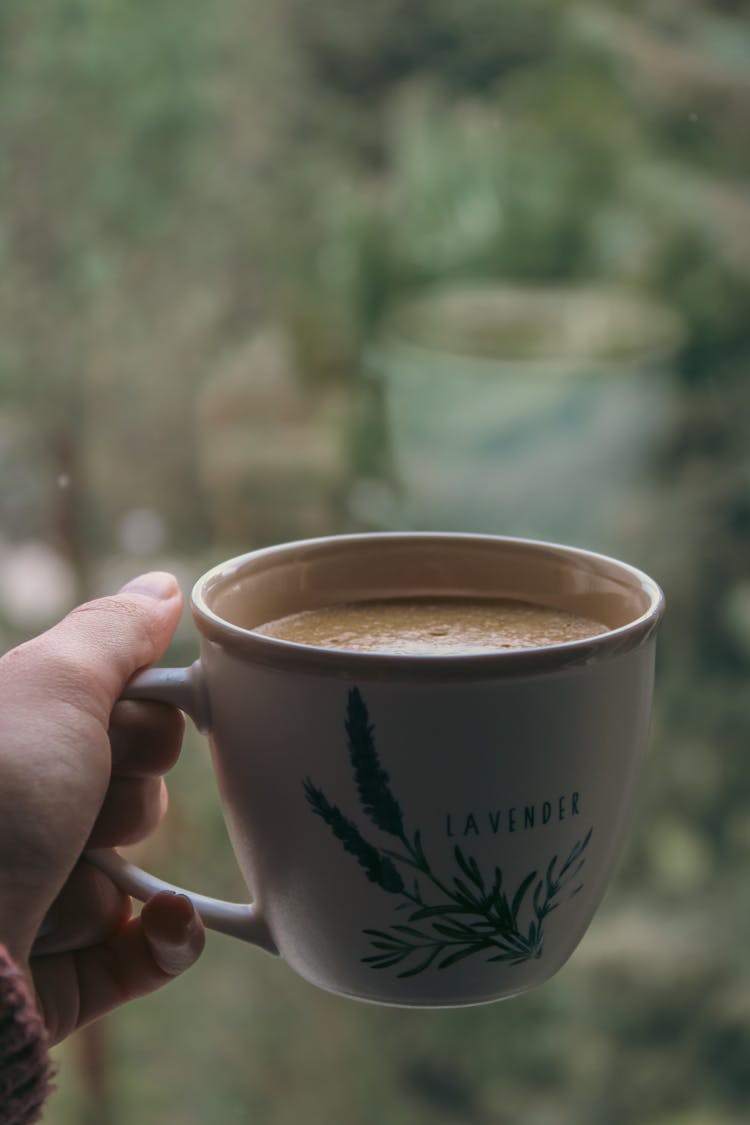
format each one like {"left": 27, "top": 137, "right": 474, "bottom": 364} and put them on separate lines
{"left": 84, "top": 664, "right": 278, "bottom": 955}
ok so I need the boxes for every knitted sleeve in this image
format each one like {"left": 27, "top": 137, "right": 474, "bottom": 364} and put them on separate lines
{"left": 0, "top": 945, "right": 53, "bottom": 1125}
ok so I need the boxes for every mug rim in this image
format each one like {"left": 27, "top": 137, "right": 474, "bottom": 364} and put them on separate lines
{"left": 190, "top": 532, "right": 665, "bottom": 680}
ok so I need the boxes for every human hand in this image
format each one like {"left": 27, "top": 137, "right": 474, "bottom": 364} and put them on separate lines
{"left": 0, "top": 572, "right": 205, "bottom": 1045}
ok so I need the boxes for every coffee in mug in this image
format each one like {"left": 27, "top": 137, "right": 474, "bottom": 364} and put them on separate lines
{"left": 253, "top": 596, "right": 608, "bottom": 655}
{"left": 87, "top": 532, "right": 664, "bottom": 1008}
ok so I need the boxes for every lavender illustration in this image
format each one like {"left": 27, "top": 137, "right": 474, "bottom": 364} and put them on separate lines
{"left": 304, "top": 688, "right": 592, "bottom": 978}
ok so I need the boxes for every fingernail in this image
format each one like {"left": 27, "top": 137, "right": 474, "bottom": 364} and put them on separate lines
{"left": 170, "top": 893, "right": 198, "bottom": 931}
{"left": 153, "top": 892, "right": 200, "bottom": 941}
{"left": 145, "top": 893, "right": 204, "bottom": 973}
{"left": 120, "top": 572, "right": 179, "bottom": 601}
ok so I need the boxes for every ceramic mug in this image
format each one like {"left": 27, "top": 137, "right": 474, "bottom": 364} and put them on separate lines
{"left": 88, "top": 532, "right": 664, "bottom": 1008}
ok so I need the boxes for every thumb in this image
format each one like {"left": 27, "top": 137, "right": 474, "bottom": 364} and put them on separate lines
{"left": 5, "top": 572, "right": 183, "bottom": 728}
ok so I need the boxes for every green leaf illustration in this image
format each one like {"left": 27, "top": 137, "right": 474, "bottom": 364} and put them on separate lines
{"left": 511, "top": 870, "right": 538, "bottom": 922}
{"left": 303, "top": 780, "right": 405, "bottom": 894}
{"left": 304, "top": 687, "right": 594, "bottom": 977}
{"left": 345, "top": 687, "right": 404, "bottom": 837}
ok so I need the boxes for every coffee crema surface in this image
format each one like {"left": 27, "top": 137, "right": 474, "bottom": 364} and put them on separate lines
{"left": 253, "top": 597, "right": 608, "bottom": 656}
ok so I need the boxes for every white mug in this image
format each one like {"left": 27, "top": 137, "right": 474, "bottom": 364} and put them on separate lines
{"left": 88, "top": 532, "right": 664, "bottom": 1008}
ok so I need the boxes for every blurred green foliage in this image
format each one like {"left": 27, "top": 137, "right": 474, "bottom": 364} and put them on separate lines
{"left": 1, "top": 0, "right": 749, "bottom": 1122}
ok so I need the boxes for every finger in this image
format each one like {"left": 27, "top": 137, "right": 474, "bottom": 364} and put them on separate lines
{"left": 86, "top": 776, "right": 169, "bottom": 848}
{"left": 33, "top": 892, "right": 205, "bottom": 1045}
{"left": 140, "top": 892, "right": 206, "bottom": 976}
{"left": 109, "top": 700, "right": 185, "bottom": 777}
{"left": 4, "top": 573, "right": 183, "bottom": 730}
{"left": 32, "top": 863, "right": 132, "bottom": 956}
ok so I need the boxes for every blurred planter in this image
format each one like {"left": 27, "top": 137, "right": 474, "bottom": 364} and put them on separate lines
{"left": 357, "top": 284, "right": 684, "bottom": 554}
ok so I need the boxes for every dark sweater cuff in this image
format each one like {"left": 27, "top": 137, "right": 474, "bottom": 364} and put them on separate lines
{"left": 0, "top": 944, "right": 53, "bottom": 1125}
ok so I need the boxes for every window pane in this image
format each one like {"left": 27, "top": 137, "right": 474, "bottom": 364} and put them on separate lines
{"left": 1, "top": 1, "right": 748, "bottom": 1121}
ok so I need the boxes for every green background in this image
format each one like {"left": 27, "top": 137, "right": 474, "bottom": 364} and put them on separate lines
{"left": 1, "top": 1, "right": 749, "bottom": 1121}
